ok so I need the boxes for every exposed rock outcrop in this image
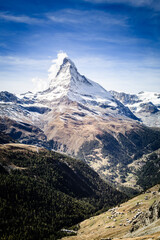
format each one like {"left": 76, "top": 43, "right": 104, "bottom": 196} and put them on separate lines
{"left": 130, "top": 200, "right": 160, "bottom": 232}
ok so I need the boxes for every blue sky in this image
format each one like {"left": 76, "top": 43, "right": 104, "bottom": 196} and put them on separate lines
{"left": 0, "top": 0, "right": 160, "bottom": 94}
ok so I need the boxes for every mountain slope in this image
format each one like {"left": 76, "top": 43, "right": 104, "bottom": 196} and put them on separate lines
{"left": 135, "top": 149, "right": 160, "bottom": 190}
{"left": 0, "top": 116, "right": 51, "bottom": 149}
{"left": 0, "top": 143, "right": 126, "bottom": 240}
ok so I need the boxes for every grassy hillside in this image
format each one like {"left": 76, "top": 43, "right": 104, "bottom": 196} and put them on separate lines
{"left": 0, "top": 143, "right": 126, "bottom": 240}
{"left": 62, "top": 184, "right": 160, "bottom": 240}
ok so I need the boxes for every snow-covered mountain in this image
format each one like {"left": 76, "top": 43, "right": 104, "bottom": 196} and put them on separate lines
{"left": 22, "top": 57, "right": 113, "bottom": 103}
{"left": 13, "top": 56, "right": 138, "bottom": 122}
{"left": 0, "top": 53, "right": 160, "bottom": 192}
{"left": 48, "top": 57, "right": 114, "bottom": 105}
{"left": 0, "top": 56, "right": 139, "bottom": 128}
{"left": 110, "top": 90, "right": 160, "bottom": 127}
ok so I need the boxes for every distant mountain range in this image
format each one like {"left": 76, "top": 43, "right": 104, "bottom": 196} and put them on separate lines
{"left": 110, "top": 90, "right": 160, "bottom": 127}
{"left": 0, "top": 55, "right": 160, "bottom": 193}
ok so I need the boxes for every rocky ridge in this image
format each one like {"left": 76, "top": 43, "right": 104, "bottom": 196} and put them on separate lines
{"left": 130, "top": 200, "right": 160, "bottom": 233}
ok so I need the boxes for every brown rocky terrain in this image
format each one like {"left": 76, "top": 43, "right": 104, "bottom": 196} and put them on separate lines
{"left": 41, "top": 101, "right": 160, "bottom": 193}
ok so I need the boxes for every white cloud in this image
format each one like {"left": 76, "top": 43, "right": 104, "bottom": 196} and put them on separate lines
{"left": 31, "top": 52, "right": 68, "bottom": 92}
{"left": 0, "top": 12, "right": 44, "bottom": 24}
{"left": 48, "top": 51, "right": 68, "bottom": 81}
{"left": 32, "top": 77, "right": 49, "bottom": 93}
{"left": 84, "top": 0, "right": 151, "bottom": 5}
{"left": 0, "top": 9, "right": 128, "bottom": 28}
{"left": 83, "top": 0, "right": 160, "bottom": 10}
{"left": 47, "top": 9, "right": 127, "bottom": 27}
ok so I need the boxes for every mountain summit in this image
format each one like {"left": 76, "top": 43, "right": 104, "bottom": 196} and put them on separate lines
{"left": 21, "top": 55, "right": 114, "bottom": 108}
{"left": 48, "top": 56, "right": 116, "bottom": 106}
{"left": 18, "top": 54, "right": 138, "bottom": 121}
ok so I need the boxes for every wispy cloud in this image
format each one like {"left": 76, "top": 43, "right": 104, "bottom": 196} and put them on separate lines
{"left": 0, "top": 55, "right": 51, "bottom": 94}
{"left": 47, "top": 9, "right": 127, "bottom": 27}
{"left": 0, "top": 12, "right": 44, "bottom": 24}
{"left": 32, "top": 77, "right": 49, "bottom": 93}
{"left": 0, "top": 55, "right": 51, "bottom": 72}
{"left": 0, "top": 42, "right": 8, "bottom": 48}
{"left": 0, "top": 9, "right": 128, "bottom": 27}
{"left": 83, "top": 0, "right": 160, "bottom": 10}
{"left": 84, "top": 0, "right": 151, "bottom": 5}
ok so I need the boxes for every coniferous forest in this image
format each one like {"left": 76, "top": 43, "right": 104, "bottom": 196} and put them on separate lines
{"left": 0, "top": 144, "right": 126, "bottom": 239}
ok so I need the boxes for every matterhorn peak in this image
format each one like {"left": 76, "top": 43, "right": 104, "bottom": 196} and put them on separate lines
{"left": 58, "top": 57, "right": 77, "bottom": 73}
{"left": 54, "top": 56, "right": 78, "bottom": 80}
{"left": 49, "top": 53, "right": 91, "bottom": 91}
{"left": 48, "top": 52, "right": 77, "bottom": 82}
{"left": 23, "top": 52, "right": 117, "bottom": 108}
{"left": 43, "top": 52, "right": 118, "bottom": 107}
{"left": 28, "top": 51, "right": 116, "bottom": 106}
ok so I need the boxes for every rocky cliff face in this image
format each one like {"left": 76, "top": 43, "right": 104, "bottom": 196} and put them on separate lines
{"left": 130, "top": 200, "right": 160, "bottom": 233}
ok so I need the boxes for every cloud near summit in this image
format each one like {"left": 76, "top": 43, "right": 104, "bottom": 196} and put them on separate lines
{"left": 48, "top": 52, "right": 68, "bottom": 81}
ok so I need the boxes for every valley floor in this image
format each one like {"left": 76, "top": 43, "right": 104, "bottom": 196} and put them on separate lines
{"left": 62, "top": 185, "right": 160, "bottom": 240}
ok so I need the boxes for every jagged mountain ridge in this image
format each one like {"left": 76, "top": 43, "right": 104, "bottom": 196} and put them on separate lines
{"left": 0, "top": 54, "right": 160, "bottom": 193}
{"left": 110, "top": 90, "right": 160, "bottom": 127}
